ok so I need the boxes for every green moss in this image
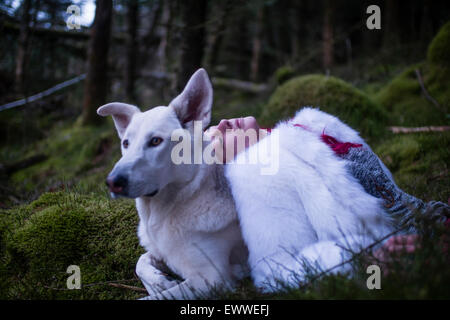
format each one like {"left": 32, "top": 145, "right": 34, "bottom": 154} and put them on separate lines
{"left": 10, "top": 124, "right": 117, "bottom": 193}
{"left": 0, "top": 191, "right": 144, "bottom": 299}
{"left": 375, "top": 131, "right": 450, "bottom": 202}
{"left": 274, "top": 65, "right": 296, "bottom": 85}
{"left": 375, "top": 136, "right": 421, "bottom": 171}
{"left": 11, "top": 204, "right": 90, "bottom": 277}
{"left": 427, "top": 21, "right": 450, "bottom": 67}
{"left": 375, "top": 63, "right": 449, "bottom": 126}
{"left": 260, "top": 74, "right": 387, "bottom": 141}
{"left": 375, "top": 23, "right": 450, "bottom": 127}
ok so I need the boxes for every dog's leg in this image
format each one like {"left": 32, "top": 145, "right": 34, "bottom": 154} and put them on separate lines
{"left": 140, "top": 278, "right": 203, "bottom": 300}
{"left": 136, "top": 252, "right": 179, "bottom": 296}
{"left": 141, "top": 273, "right": 230, "bottom": 300}
{"left": 141, "top": 257, "right": 235, "bottom": 300}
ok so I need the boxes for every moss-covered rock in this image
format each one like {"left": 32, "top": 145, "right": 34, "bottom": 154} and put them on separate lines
{"left": 0, "top": 191, "right": 144, "bottom": 299}
{"left": 375, "top": 135, "right": 421, "bottom": 172}
{"left": 427, "top": 21, "right": 450, "bottom": 67}
{"left": 375, "top": 22, "right": 450, "bottom": 126}
{"left": 260, "top": 74, "right": 387, "bottom": 140}
{"left": 375, "top": 131, "right": 450, "bottom": 202}
{"left": 274, "top": 65, "right": 296, "bottom": 85}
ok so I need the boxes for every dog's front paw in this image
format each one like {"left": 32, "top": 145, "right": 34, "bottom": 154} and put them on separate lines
{"left": 138, "top": 295, "right": 158, "bottom": 300}
{"left": 136, "top": 253, "right": 179, "bottom": 294}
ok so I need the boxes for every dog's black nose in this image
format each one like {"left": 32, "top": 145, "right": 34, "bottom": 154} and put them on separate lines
{"left": 106, "top": 175, "right": 128, "bottom": 194}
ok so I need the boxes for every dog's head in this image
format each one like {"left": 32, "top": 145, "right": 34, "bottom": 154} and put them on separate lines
{"left": 97, "top": 68, "right": 213, "bottom": 198}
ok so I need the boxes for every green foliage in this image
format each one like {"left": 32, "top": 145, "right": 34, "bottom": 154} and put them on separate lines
{"left": 261, "top": 74, "right": 387, "bottom": 141}
{"left": 274, "top": 65, "right": 296, "bottom": 85}
{"left": 427, "top": 21, "right": 450, "bottom": 67}
{"left": 0, "top": 191, "right": 144, "bottom": 299}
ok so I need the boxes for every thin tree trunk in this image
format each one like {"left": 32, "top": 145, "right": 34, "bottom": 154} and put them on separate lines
{"left": 81, "top": 0, "right": 113, "bottom": 125}
{"left": 124, "top": 0, "right": 139, "bottom": 103}
{"left": 383, "top": 0, "right": 399, "bottom": 47}
{"left": 142, "top": 0, "right": 162, "bottom": 53}
{"left": 15, "top": 0, "right": 31, "bottom": 94}
{"left": 250, "top": 6, "right": 264, "bottom": 82}
{"left": 206, "top": 0, "right": 232, "bottom": 71}
{"left": 155, "top": 0, "right": 171, "bottom": 72}
{"left": 176, "top": 0, "right": 207, "bottom": 91}
{"left": 289, "top": 0, "right": 301, "bottom": 62}
{"left": 322, "top": 0, "right": 333, "bottom": 71}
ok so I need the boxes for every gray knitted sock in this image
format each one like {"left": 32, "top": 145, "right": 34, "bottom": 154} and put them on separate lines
{"left": 341, "top": 146, "right": 449, "bottom": 232}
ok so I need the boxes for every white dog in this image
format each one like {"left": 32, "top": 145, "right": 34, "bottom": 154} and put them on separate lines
{"left": 225, "top": 108, "right": 395, "bottom": 291}
{"left": 97, "top": 69, "right": 248, "bottom": 299}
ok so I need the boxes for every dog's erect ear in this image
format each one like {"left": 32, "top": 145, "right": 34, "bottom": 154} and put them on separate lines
{"left": 169, "top": 68, "right": 212, "bottom": 130}
{"left": 97, "top": 102, "right": 140, "bottom": 138}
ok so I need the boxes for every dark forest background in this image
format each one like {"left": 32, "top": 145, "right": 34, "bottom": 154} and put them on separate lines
{"left": 1, "top": 0, "right": 449, "bottom": 112}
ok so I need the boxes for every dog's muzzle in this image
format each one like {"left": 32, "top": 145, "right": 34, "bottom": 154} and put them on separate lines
{"left": 106, "top": 174, "right": 128, "bottom": 195}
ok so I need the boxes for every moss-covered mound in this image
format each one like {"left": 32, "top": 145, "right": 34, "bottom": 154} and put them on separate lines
{"left": 375, "top": 22, "right": 450, "bottom": 126}
{"left": 260, "top": 74, "right": 387, "bottom": 140}
{"left": 273, "top": 65, "right": 296, "bottom": 85}
{"left": 9, "top": 124, "right": 118, "bottom": 194}
{"left": 375, "top": 131, "right": 450, "bottom": 202}
{"left": 427, "top": 21, "right": 450, "bottom": 67}
{"left": 0, "top": 191, "right": 144, "bottom": 299}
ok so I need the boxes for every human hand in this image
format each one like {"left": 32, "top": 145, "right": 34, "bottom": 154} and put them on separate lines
{"left": 371, "top": 234, "right": 419, "bottom": 273}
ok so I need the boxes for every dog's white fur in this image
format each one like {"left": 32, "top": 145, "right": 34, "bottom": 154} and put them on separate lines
{"left": 225, "top": 108, "right": 394, "bottom": 291}
{"left": 98, "top": 69, "right": 248, "bottom": 299}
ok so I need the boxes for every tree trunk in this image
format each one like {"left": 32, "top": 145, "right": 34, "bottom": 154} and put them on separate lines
{"left": 383, "top": 0, "right": 400, "bottom": 47}
{"left": 176, "top": 0, "right": 207, "bottom": 91}
{"left": 206, "top": 0, "right": 232, "bottom": 71}
{"left": 81, "top": 0, "right": 113, "bottom": 126}
{"left": 289, "top": 0, "right": 301, "bottom": 62}
{"left": 15, "top": 0, "right": 32, "bottom": 94}
{"left": 250, "top": 6, "right": 264, "bottom": 82}
{"left": 322, "top": 0, "right": 334, "bottom": 71}
{"left": 155, "top": 0, "right": 172, "bottom": 73}
{"left": 124, "top": 0, "right": 139, "bottom": 103}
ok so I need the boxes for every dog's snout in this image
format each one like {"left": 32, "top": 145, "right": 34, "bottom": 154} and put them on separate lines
{"left": 106, "top": 175, "right": 128, "bottom": 194}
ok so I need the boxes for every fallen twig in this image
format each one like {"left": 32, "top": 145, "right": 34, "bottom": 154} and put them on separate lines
{"left": 415, "top": 68, "right": 444, "bottom": 112}
{"left": 0, "top": 74, "right": 86, "bottom": 111}
{"left": 389, "top": 126, "right": 450, "bottom": 134}
{"left": 0, "top": 154, "right": 48, "bottom": 175}
{"left": 139, "top": 71, "right": 269, "bottom": 93}
{"left": 108, "top": 283, "right": 148, "bottom": 293}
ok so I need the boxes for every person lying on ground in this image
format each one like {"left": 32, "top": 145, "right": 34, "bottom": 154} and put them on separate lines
{"left": 205, "top": 115, "right": 450, "bottom": 261}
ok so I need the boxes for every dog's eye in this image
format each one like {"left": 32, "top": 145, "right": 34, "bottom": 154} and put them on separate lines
{"left": 148, "top": 137, "right": 163, "bottom": 147}
{"left": 122, "top": 139, "right": 129, "bottom": 148}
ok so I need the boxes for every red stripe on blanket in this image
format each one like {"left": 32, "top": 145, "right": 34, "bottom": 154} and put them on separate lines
{"left": 263, "top": 123, "right": 362, "bottom": 155}
{"left": 320, "top": 132, "right": 363, "bottom": 155}
{"left": 293, "top": 123, "right": 363, "bottom": 155}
